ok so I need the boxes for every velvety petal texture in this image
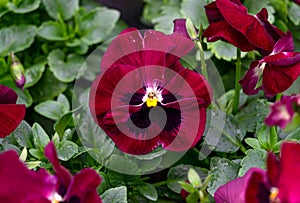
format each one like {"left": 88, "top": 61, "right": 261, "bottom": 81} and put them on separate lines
{"left": 89, "top": 28, "right": 212, "bottom": 155}
{"left": 0, "top": 84, "right": 26, "bottom": 138}
{"left": 214, "top": 168, "right": 267, "bottom": 203}
{"left": 203, "top": 0, "right": 283, "bottom": 54}
{"left": 173, "top": 19, "right": 190, "bottom": 39}
{"left": 240, "top": 32, "right": 300, "bottom": 97}
{"left": 0, "top": 150, "right": 57, "bottom": 202}
{"left": 45, "top": 141, "right": 103, "bottom": 203}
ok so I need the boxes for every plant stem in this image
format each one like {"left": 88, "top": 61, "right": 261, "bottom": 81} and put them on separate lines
{"left": 232, "top": 48, "right": 242, "bottom": 115}
{"left": 152, "top": 179, "right": 178, "bottom": 187}
{"left": 196, "top": 40, "right": 209, "bottom": 80}
{"left": 269, "top": 93, "right": 282, "bottom": 146}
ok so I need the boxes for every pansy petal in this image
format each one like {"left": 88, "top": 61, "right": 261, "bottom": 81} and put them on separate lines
{"left": 103, "top": 105, "right": 142, "bottom": 125}
{"left": 203, "top": 20, "right": 257, "bottom": 52}
{"left": 267, "top": 152, "right": 280, "bottom": 186}
{"left": 64, "top": 168, "right": 102, "bottom": 203}
{"left": 0, "top": 104, "right": 26, "bottom": 138}
{"left": 216, "top": 0, "right": 279, "bottom": 51}
{"left": 0, "top": 84, "right": 18, "bottom": 104}
{"left": 272, "top": 31, "right": 295, "bottom": 54}
{"left": 215, "top": 168, "right": 267, "bottom": 203}
{"left": 0, "top": 151, "right": 56, "bottom": 202}
{"left": 173, "top": 19, "right": 189, "bottom": 38}
{"left": 100, "top": 28, "right": 143, "bottom": 72}
{"left": 262, "top": 62, "right": 300, "bottom": 97}
{"left": 161, "top": 100, "right": 207, "bottom": 151}
{"left": 277, "top": 142, "right": 300, "bottom": 202}
{"left": 45, "top": 141, "right": 72, "bottom": 196}
{"left": 23, "top": 195, "right": 51, "bottom": 203}
{"left": 239, "top": 61, "right": 262, "bottom": 95}
{"left": 265, "top": 96, "right": 295, "bottom": 129}
{"left": 262, "top": 52, "right": 300, "bottom": 66}
{"left": 204, "top": 1, "right": 224, "bottom": 24}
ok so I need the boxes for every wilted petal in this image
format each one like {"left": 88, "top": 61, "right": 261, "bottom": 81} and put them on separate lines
{"left": 0, "top": 84, "right": 17, "bottom": 104}
{"left": 214, "top": 168, "right": 267, "bottom": 203}
{"left": 45, "top": 142, "right": 72, "bottom": 196}
{"left": 277, "top": 142, "right": 300, "bottom": 202}
{"left": 64, "top": 169, "right": 102, "bottom": 203}
{"left": 0, "top": 151, "right": 56, "bottom": 202}
{"left": 0, "top": 104, "right": 26, "bottom": 138}
{"left": 265, "top": 96, "right": 294, "bottom": 128}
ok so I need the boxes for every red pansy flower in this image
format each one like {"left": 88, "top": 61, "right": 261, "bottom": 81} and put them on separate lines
{"left": 203, "top": 0, "right": 283, "bottom": 54}
{"left": 89, "top": 28, "right": 212, "bottom": 155}
{"left": 239, "top": 32, "right": 300, "bottom": 97}
{"left": 0, "top": 84, "right": 26, "bottom": 138}
{"left": 0, "top": 141, "right": 102, "bottom": 203}
{"left": 265, "top": 94, "right": 300, "bottom": 129}
{"left": 214, "top": 142, "right": 300, "bottom": 203}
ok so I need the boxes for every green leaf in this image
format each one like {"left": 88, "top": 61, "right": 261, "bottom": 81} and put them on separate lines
{"left": 56, "top": 140, "right": 78, "bottom": 161}
{"left": 236, "top": 99, "right": 270, "bottom": 132}
{"left": 245, "top": 138, "right": 261, "bottom": 149}
{"left": 24, "top": 61, "right": 46, "bottom": 88}
{"left": 19, "top": 147, "right": 27, "bottom": 161}
{"left": 207, "top": 41, "right": 247, "bottom": 61}
{"left": 178, "top": 181, "right": 195, "bottom": 194}
{"left": 167, "top": 165, "right": 207, "bottom": 193}
{"left": 77, "top": 7, "right": 120, "bottom": 45}
{"left": 188, "top": 168, "right": 201, "bottom": 188}
{"left": 207, "top": 158, "right": 240, "bottom": 196}
{"left": 38, "top": 21, "right": 68, "bottom": 41}
{"left": 7, "top": 0, "right": 40, "bottom": 13}
{"left": 42, "top": 0, "right": 79, "bottom": 20}
{"left": 186, "top": 193, "right": 199, "bottom": 203}
{"left": 204, "top": 111, "right": 246, "bottom": 153}
{"left": 152, "top": 0, "right": 183, "bottom": 33}
{"left": 256, "top": 125, "right": 277, "bottom": 150}
{"left": 15, "top": 88, "right": 33, "bottom": 107}
{"left": 11, "top": 120, "right": 34, "bottom": 148}
{"left": 181, "top": 0, "right": 213, "bottom": 29}
{"left": 138, "top": 183, "right": 158, "bottom": 201}
{"left": 32, "top": 123, "right": 50, "bottom": 149}
{"left": 238, "top": 149, "right": 266, "bottom": 176}
{"left": 288, "top": 2, "right": 300, "bottom": 25}
{"left": 34, "top": 100, "right": 68, "bottom": 120}
{"left": 57, "top": 93, "right": 70, "bottom": 111}
{"left": 29, "top": 69, "right": 67, "bottom": 103}
{"left": 48, "top": 49, "right": 84, "bottom": 82}
{"left": 101, "top": 186, "right": 127, "bottom": 203}
{"left": 29, "top": 148, "right": 44, "bottom": 159}
{"left": 26, "top": 161, "right": 41, "bottom": 169}
{"left": 54, "top": 112, "right": 73, "bottom": 136}
{"left": 0, "top": 25, "right": 37, "bottom": 57}
{"left": 0, "top": 0, "right": 9, "bottom": 18}
{"left": 106, "top": 154, "right": 139, "bottom": 175}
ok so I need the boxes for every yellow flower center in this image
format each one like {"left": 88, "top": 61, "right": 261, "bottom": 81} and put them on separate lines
{"left": 269, "top": 187, "right": 279, "bottom": 203}
{"left": 146, "top": 92, "right": 158, "bottom": 107}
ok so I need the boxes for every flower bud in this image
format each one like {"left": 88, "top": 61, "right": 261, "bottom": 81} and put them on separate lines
{"left": 9, "top": 52, "right": 26, "bottom": 89}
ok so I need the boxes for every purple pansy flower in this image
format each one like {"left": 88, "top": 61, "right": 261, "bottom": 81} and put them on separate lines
{"left": 0, "top": 84, "right": 26, "bottom": 138}
{"left": 89, "top": 28, "right": 212, "bottom": 155}
{"left": 202, "top": 0, "right": 283, "bottom": 54}
{"left": 214, "top": 142, "right": 300, "bottom": 203}
{"left": 265, "top": 94, "right": 300, "bottom": 129}
{"left": 0, "top": 141, "right": 102, "bottom": 203}
{"left": 239, "top": 32, "right": 300, "bottom": 97}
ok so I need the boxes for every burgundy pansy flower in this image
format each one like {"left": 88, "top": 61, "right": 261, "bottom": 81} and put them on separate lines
{"left": 0, "top": 141, "right": 102, "bottom": 203}
{"left": 173, "top": 19, "right": 191, "bottom": 39}
{"left": 265, "top": 94, "right": 300, "bottom": 129}
{"left": 294, "top": 0, "right": 300, "bottom": 5}
{"left": 0, "top": 84, "right": 26, "bottom": 138}
{"left": 239, "top": 32, "right": 300, "bottom": 97}
{"left": 89, "top": 28, "right": 212, "bottom": 155}
{"left": 203, "top": 0, "right": 283, "bottom": 54}
{"left": 214, "top": 142, "right": 300, "bottom": 203}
